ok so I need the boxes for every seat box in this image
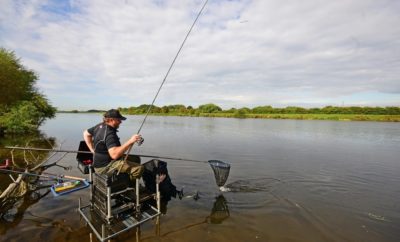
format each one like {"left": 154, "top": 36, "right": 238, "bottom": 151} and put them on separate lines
{"left": 76, "top": 141, "right": 93, "bottom": 174}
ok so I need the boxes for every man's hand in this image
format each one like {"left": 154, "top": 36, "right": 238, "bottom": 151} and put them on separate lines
{"left": 128, "top": 134, "right": 142, "bottom": 145}
{"left": 109, "top": 134, "right": 143, "bottom": 160}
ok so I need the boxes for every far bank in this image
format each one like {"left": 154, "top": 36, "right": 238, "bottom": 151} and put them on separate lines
{"left": 58, "top": 111, "right": 400, "bottom": 122}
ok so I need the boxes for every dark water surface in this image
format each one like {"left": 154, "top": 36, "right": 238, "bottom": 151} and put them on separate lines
{"left": 1, "top": 113, "right": 399, "bottom": 241}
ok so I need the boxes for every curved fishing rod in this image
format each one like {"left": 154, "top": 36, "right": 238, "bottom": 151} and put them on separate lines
{"left": 124, "top": 0, "right": 209, "bottom": 161}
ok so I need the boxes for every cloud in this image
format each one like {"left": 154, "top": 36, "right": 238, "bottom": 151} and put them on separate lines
{"left": 1, "top": 0, "right": 399, "bottom": 110}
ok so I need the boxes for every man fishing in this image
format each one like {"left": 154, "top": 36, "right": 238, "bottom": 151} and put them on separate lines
{"left": 83, "top": 109, "right": 144, "bottom": 181}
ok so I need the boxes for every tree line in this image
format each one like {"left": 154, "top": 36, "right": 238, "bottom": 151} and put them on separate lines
{"left": 119, "top": 103, "right": 400, "bottom": 116}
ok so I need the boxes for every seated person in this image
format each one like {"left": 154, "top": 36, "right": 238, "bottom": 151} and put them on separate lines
{"left": 83, "top": 109, "right": 143, "bottom": 181}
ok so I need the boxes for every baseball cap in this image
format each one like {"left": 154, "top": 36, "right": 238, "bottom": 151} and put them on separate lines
{"left": 104, "top": 109, "right": 127, "bottom": 120}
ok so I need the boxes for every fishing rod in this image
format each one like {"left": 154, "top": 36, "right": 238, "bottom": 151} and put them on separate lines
{"left": 0, "top": 168, "right": 86, "bottom": 181}
{"left": 124, "top": 0, "right": 209, "bottom": 160}
{"left": 3, "top": 146, "right": 230, "bottom": 186}
{"left": 113, "top": 0, "right": 229, "bottom": 187}
{"left": 3, "top": 146, "right": 92, "bottom": 154}
{"left": 4, "top": 146, "right": 213, "bottom": 164}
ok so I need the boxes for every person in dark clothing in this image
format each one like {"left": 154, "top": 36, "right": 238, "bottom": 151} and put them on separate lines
{"left": 83, "top": 109, "right": 143, "bottom": 180}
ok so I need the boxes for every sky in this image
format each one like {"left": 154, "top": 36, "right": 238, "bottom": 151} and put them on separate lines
{"left": 1, "top": 0, "right": 399, "bottom": 110}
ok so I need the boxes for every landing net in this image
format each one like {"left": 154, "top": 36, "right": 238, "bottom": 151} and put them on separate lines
{"left": 208, "top": 160, "right": 230, "bottom": 187}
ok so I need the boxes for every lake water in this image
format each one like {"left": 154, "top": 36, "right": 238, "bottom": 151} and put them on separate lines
{"left": 1, "top": 113, "right": 400, "bottom": 241}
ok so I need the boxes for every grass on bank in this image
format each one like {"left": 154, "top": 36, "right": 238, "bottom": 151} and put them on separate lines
{"left": 196, "top": 113, "right": 400, "bottom": 122}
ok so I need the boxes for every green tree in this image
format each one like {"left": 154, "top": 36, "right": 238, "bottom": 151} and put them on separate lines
{"left": 252, "top": 105, "right": 273, "bottom": 114}
{"left": 0, "top": 47, "right": 56, "bottom": 134}
{"left": 233, "top": 108, "right": 249, "bottom": 118}
{"left": 284, "top": 106, "right": 308, "bottom": 114}
{"left": 198, "top": 103, "right": 222, "bottom": 113}
{"left": 0, "top": 48, "right": 35, "bottom": 108}
{"left": 165, "top": 104, "right": 186, "bottom": 113}
{"left": 385, "top": 106, "right": 400, "bottom": 115}
{"left": 309, "top": 108, "right": 321, "bottom": 114}
{"left": 161, "top": 106, "right": 169, "bottom": 114}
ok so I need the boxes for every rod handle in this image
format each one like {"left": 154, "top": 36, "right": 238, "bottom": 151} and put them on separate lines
{"left": 62, "top": 175, "right": 86, "bottom": 181}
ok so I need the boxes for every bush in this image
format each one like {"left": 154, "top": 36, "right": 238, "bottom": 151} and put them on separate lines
{"left": 1, "top": 101, "right": 41, "bottom": 133}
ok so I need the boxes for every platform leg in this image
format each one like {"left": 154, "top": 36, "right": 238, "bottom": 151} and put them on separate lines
{"left": 135, "top": 178, "right": 140, "bottom": 216}
{"left": 107, "top": 187, "right": 112, "bottom": 222}
{"left": 101, "top": 224, "right": 105, "bottom": 241}
{"left": 89, "top": 165, "right": 93, "bottom": 203}
{"left": 156, "top": 215, "right": 161, "bottom": 236}
{"left": 156, "top": 174, "right": 160, "bottom": 213}
{"left": 136, "top": 226, "right": 140, "bottom": 242}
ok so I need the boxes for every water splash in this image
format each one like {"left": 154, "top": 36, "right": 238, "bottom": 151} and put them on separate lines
{"left": 219, "top": 186, "right": 231, "bottom": 192}
{"left": 367, "top": 212, "right": 389, "bottom": 222}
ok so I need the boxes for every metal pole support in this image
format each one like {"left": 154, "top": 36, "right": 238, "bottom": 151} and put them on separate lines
{"left": 107, "top": 187, "right": 112, "bottom": 222}
{"left": 136, "top": 178, "right": 140, "bottom": 216}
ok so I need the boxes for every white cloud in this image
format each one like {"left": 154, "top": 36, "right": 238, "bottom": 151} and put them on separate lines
{"left": 1, "top": 0, "right": 399, "bottom": 110}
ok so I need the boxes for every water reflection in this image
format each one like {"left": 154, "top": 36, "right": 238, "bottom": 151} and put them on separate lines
{"left": 0, "top": 188, "right": 51, "bottom": 235}
{"left": 208, "top": 194, "right": 230, "bottom": 224}
{"left": 159, "top": 194, "right": 230, "bottom": 238}
{"left": 0, "top": 132, "right": 57, "bottom": 233}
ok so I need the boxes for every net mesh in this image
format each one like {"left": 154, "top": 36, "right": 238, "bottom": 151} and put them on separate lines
{"left": 208, "top": 160, "right": 230, "bottom": 187}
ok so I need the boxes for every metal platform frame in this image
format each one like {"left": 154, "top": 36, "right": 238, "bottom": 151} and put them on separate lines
{"left": 78, "top": 166, "right": 161, "bottom": 242}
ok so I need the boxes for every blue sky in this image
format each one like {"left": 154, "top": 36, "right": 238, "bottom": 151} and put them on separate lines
{"left": 1, "top": 0, "right": 399, "bottom": 110}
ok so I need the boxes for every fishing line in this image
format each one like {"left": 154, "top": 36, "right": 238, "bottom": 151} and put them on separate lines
{"left": 124, "top": 0, "right": 209, "bottom": 160}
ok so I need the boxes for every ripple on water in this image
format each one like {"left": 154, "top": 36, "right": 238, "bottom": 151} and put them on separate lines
{"left": 218, "top": 177, "right": 282, "bottom": 210}
{"left": 223, "top": 177, "right": 281, "bottom": 193}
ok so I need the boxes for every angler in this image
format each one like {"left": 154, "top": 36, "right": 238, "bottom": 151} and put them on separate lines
{"left": 83, "top": 109, "right": 144, "bottom": 181}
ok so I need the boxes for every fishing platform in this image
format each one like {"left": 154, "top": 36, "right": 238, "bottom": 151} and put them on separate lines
{"left": 2, "top": 140, "right": 230, "bottom": 241}
{"left": 76, "top": 141, "right": 162, "bottom": 242}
